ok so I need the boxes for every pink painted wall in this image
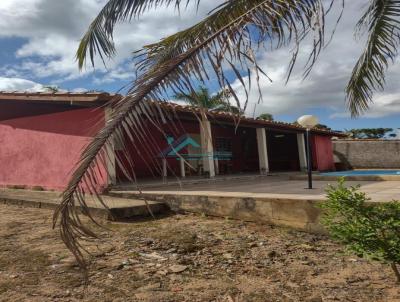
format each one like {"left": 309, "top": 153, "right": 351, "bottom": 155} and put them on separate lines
{"left": 312, "top": 135, "right": 335, "bottom": 171}
{"left": 0, "top": 108, "right": 106, "bottom": 191}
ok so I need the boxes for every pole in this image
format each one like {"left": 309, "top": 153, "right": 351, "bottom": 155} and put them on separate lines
{"left": 306, "top": 129, "right": 312, "bottom": 189}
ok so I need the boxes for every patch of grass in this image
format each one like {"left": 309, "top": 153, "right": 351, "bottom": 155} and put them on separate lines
{"left": 149, "top": 227, "right": 203, "bottom": 253}
{"left": 0, "top": 281, "right": 15, "bottom": 295}
{"left": 0, "top": 243, "right": 50, "bottom": 272}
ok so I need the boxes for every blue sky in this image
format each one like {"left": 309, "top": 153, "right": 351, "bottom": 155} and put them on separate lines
{"left": 0, "top": 0, "right": 399, "bottom": 133}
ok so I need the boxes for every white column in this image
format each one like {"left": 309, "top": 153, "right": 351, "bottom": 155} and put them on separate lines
{"left": 105, "top": 107, "right": 116, "bottom": 185}
{"left": 180, "top": 159, "right": 186, "bottom": 178}
{"left": 256, "top": 128, "right": 269, "bottom": 174}
{"left": 200, "top": 119, "right": 215, "bottom": 177}
{"left": 297, "top": 133, "right": 307, "bottom": 171}
{"left": 162, "top": 158, "right": 167, "bottom": 182}
{"left": 214, "top": 159, "right": 219, "bottom": 175}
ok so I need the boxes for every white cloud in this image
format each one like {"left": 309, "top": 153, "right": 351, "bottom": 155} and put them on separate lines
{"left": 231, "top": 0, "right": 400, "bottom": 119}
{"left": 1, "top": 0, "right": 400, "bottom": 120}
{"left": 0, "top": 0, "right": 224, "bottom": 83}
{"left": 0, "top": 77, "right": 45, "bottom": 92}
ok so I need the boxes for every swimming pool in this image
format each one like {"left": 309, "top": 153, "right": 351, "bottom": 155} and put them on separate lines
{"left": 321, "top": 170, "right": 400, "bottom": 176}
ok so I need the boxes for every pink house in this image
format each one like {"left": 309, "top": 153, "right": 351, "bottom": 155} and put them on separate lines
{"left": 0, "top": 92, "right": 344, "bottom": 191}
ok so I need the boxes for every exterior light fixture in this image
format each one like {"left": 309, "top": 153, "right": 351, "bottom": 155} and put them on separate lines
{"left": 297, "top": 115, "right": 319, "bottom": 189}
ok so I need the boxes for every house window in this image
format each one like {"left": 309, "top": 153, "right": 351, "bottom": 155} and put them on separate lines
{"left": 215, "top": 137, "right": 232, "bottom": 152}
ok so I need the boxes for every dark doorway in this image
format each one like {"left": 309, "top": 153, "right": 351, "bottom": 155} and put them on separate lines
{"left": 267, "top": 131, "right": 300, "bottom": 171}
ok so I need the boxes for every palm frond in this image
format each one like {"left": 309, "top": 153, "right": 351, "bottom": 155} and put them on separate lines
{"left": 346, "top": 0, "right": 400, "bottom": 117}
{"left": 57, "top": 0, "right": 333, "bottom": 272}
{"left": 77, "top": 0, "right": 200, "bottom": 68}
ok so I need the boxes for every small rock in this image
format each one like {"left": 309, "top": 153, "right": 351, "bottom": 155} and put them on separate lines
{"left": 139, "top": 252, "right": 167, "bottom": 261}
{"left": 166, "top": 248, "right": 177, "bottom": 253}
{"left": 298, "top": 244, "right": 315, "bottom": 251}
{"left": 107, "top": 273, "right": 114, "bottom": 279}
{"left": 223, "top": 253, "right": 233, "bottom": 260}
{"left": 169, "top": 264, "right": 188, "bottom": 273}
{"left": 171, "top": 286, "right": 183, "bottom": 292}
{"left": 128, "top": 258, "right": 140, "bottom": 264}
{"left": 286, "top": 281, "right": 299, "bottom": 288}
{"left": 137, "top": 282, "right": 161, "bottom": 292}
{"left": 306, "top": 295, "right": 323, "bottom": 302}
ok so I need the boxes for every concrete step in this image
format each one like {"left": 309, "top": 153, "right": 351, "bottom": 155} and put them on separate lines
{"left": 0, "top": 189, "right": 169, "bottom": 220}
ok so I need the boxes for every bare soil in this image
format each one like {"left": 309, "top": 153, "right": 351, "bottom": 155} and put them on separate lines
{"left": 0, "top": 203, "right": 399, "bottom": 302}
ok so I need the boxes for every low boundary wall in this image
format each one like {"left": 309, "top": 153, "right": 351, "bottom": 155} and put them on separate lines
{"left": 110, "top": 191, "right": 326, "bottom": 233}
{"left": 333, "top": 140, "right": 400, "bottom": 169}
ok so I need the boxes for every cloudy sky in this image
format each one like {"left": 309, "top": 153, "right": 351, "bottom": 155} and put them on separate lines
{"left": 0, "top": 0, "right": 399, "bottom": 131}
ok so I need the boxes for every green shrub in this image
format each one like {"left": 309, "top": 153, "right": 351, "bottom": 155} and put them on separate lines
{"left": 320, "top": 178, "right": 400, "bottom": 282}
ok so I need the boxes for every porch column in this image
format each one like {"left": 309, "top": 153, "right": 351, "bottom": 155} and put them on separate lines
{"left": 297, "top": 133, "right": 307, "bottom": 171}
{"left": 105, "top": 107, "right": 116, "bottom": 185}
{"left": 180, "top": 159, "right": 186, "bottom": 178}
{"left": 256, "top": 128, "right": 269, "bottom": 174}
{"left": 162, "top": 158, "right": 167, "bottom": 183}
{"left": 214, "top": 159, "right": 219, "bottom": 175}
{"left": 200, "top": 119, "right": 215, "bottom": 177}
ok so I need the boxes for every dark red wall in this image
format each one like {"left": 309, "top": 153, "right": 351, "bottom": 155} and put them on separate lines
{"left": 115, "top": 119, "right": 260, "bottom": 181}
{"left": 115, "top": 119, "right": 200, "bottom": 181}
{"left": 0, "top": 107, "right": 107, "bottom": 191}
{"left": 312, "top": 135, "right": 335, "bottom": 171}
{"left": 0, "top": 100, "right": 86, "bottom": 121}
{"left": 212, "top": 125, "right": 258, "bottom": 173}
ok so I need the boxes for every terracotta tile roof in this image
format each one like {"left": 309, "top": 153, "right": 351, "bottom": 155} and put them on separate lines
{"left": 0, "top": 91, "right": 122, "bottom": 105}
{"left": 150, "top": 100, "right": 347, "bottom": 137}
{"left": 0, "top": 91, "right": 345, "bottom": 137}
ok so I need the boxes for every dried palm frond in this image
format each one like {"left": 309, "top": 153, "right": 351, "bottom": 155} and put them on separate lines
{"left": 77, "top": 0, "right": 201, "bottom": 68}
{"left": 346, "top": 0, "right": 400, "bottom": 117}
{"left": 56, "top": 0, "right": 334, "bottom": 272}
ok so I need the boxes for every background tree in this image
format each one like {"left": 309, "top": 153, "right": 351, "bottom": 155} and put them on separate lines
{"left": 257, "top": 113, "right": 274, "bottom": 121}
{"left": 175, "top": 86, "right": 240, "bottom": 114}
{"left": 292, "top": 121, "right": 332, "bottom": 131}
{"left": 346, "top": 128, "right": 394, "bottom": 139}
{"left": 43, "top": 85, "right": 59, "bottom": 93}
{"left": 55, "top": 0, "right": 400, "bottom": 270}
{"left": 315, "top": 124, "right": 331, "bottom": 131}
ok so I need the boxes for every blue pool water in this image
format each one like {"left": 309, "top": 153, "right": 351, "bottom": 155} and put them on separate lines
{"left": 321, "top": 170, "right": 400, "bottom": 176}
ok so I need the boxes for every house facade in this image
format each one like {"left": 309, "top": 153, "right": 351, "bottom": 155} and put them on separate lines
{"left": 0, "top": 92, "right": 344, "bottom": 191}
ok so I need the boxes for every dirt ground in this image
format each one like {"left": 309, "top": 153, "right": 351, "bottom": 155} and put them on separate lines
{"left": 0, "top": 204, "right": 399, "bottom": 302}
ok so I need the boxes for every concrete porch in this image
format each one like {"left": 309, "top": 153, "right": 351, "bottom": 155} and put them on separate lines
{"left": 110, "top": 175, "right": 400, "bottom": 233}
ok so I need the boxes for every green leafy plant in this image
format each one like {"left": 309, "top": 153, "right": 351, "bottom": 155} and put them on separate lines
{"left": 345, "top": 128, "right": 394, "bottom": 139}
{"left": 320, "top": 178, "right": 400, "bottom": 283}
{"left": 257, "top": 113, "right": 274, "bottom": 121}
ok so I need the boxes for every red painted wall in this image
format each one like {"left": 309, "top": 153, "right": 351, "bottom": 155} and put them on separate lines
{"left": 0, "top": 107, "right": 107, "bottom": 191}
{"left": 312, "top": 135, "right": 335, "bottom": 171}
{"left": 116, "top": 119, "right": 201, "bottom": 181}
{"left": 115, "top": 119, "right": 260, "bottom": 181}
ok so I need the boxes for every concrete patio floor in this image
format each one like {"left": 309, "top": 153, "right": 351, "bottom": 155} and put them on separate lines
{"left": 132, "top": 176, "right": 400, "bottom": 202}
{"left": 0, "top": 188, "right": 168, "bottom": 220}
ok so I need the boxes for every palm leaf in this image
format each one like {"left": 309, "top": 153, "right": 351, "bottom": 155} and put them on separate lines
{"left": 77, "top": 0, "right": 200, "bottom": 68}
{"left": 346, "top": 0, "right": 400, "bottom": 117}
{"left": 57, "top": 0, "right": 332, "bottom": 272}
